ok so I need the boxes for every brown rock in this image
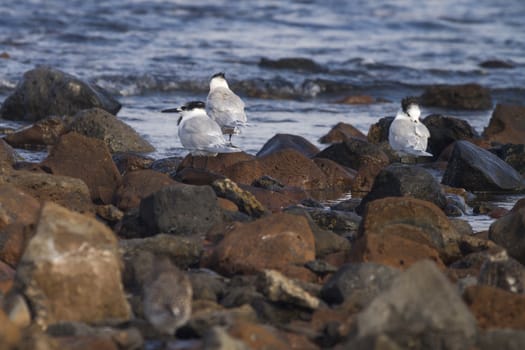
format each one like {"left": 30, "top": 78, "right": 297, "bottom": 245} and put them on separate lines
{"left": 4, "top": 116, "right": 67, "bottom": 149}
{"left": 0, "top": 185, "right": 40, "bottom": 230}
{"left": 0, "top": 260, "right": 15, "bottom": 294}
{"left": 0, "top": 308, "right": 21, "bottom": 349}
{"left": 336, "top": 95, "right": 375, "bottom": 105}
{"left": 0, "top": 170, "right": 93, "bottom": 214}
{"left": 54, "top": 336, "right": 119, "bottom": 350}
{"left": 16, "top": 202, "right": 131, "bottom": 328}
{"left": 0, "top": 224, "right": 35, "bottom": 268}
{"left": 177, "top": 152, "right": 254, "bottom": 173}
{"left": 319, "top": 122, "right": 367, "bottom": 144}
{"left": 483, "top": 104, "right": 525, "bottom": 144}
{"left": 225, "top": 149, "right": 330, "bottom": 190}
{"left": 112, "top": 152, "right": 155, "bottom": 175}
{"left": 312, "top": 158, "right": 355, "bottom": 191}
{"left": 0, "top": 139, "right": 18, "bottom": 171}
{"left": 464, "top": 285, "right": 525, "bottom": 329}
{"left": 113, "top": 169, "right": 177, "bottom": 211}
{"left": 203, "top": 213, "right": 316, "bottom": 280}
{"left": 242, "top": 185, "right": 307, "bottom": 213}
{"left": 360, "top": 197, "right": 461, "bottom": 263}
{"left": 212, "top": 178, "right": 267, "bottom": 218}
{"left": 367, "top": 116, "right": 394, "bottom": 144}
{"left": 174, "top": 167, "right": 226, "bottom": 186}
{"left": 420, "top": 83, "right": 492, "bottom": 110}
{"left": 229, "top": 321, "right": 291, "bottom": 350}
{"left": 41, "top": 132, "right": 121, "bottom": 204}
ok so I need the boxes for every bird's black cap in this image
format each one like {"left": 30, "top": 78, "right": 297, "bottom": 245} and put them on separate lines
{"left": 401, "top": 96, "right": 420, "bottom": 113}
{"left": 181, "top": 101, "right": 206, "bottom": 111}
{"left": 212, "top": 72, "right": 225, "bottom": 79}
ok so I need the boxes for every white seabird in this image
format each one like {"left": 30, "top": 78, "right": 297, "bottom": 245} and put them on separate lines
{"left": 206, "top": 72, "right": 247, "bottom": 142}
{"left": 388, "top": 96, "right": 432, "bottom": 157}
{"left": 162, "top": 100, "right": 241, "bottom": 156}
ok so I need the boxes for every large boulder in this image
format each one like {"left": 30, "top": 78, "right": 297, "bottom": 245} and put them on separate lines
{"left": 442, "top": 140, "right": 525, "bottom": 192}
{"left": 423, "top": 114, "right": 479, "bottom": 158}
{"left": 319, "top": 122, "right": 367, "bottom": 144}
{"left": 139, "top": 184, "right": 223, "bottom": 235}
{"left": 356, "top": 164, "right": 447, "bottom": 215}
{"left": 483, "top": 104, "right": 525, "bottom": 145}
{"left": 15, "top": 202, "right": 131, "bottom": 328}
{"left": 3, "top": 116, "right": 68, "bottom": 149}
{"left": 68, "top": 108, "right": 154, "bottom": 153}
{"left": 489, "top": 205, "right": 525, "bottom": 264}
{"left": 256, "top": 133, "right": 320, "bottom": 158}
{"left": 0, "top": 66, "right": 121, "bottom": 122}
{"left": 367, "top": 116, "right": 394, "bottom": 144}
{"left": 420, "top": 83, "right": 492, "bottom": 110}
{"left": 41, "top": 132, "right": 122, "bottom": 204}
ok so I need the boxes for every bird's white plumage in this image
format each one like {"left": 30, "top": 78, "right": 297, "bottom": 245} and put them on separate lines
{"left": 177, "top": 104, "right": 241, "bottom": 156}
{"left": 206, "top": 74, "right": 247, "bottom": 136}
{"left": 388, "top": 102, "right": 432, "bottom": 157}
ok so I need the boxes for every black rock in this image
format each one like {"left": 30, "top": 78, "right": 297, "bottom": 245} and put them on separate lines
{"left": 423, "top": 114, "right": 479, "bottom": 158}
{"left": 489, "top": 143, "right": 525, "bottom": 174}
{"left": 259, "top": 57, "right": 325, "bottom": 73}
{"left": 139, "top": 184, "right": 223, "bottom": 235}
{"left": 489, "top": 207, "right": 525, "bottom": 265}
{"left": 479, "top": 59, "right": 515, "bottom": 69}
{"left": 256, "top": 133, "right": 320, "bottom": 158}
{"left": 420, "top": 83, "right": 492, "bottom": 110}
{"left": 316, "top": 137, "right": 387, "bottom": 170}
{"left": 0, "top": 66, "right": 121, "bottom": 121}
{"left": 442, "top": 141, "right": 525, "bottom": 192}
{"left": 367, "top": 116, "right": 394, "bottom": 144}
{"left": 356, "top": 164, "right": 447, "bottom": 215}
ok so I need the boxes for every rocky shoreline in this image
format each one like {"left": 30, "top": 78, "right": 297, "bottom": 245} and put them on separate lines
{"left": 1, "top": 67, "right": 525, "bottom": 349}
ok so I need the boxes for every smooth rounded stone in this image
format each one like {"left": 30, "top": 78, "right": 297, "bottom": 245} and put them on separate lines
{"left": 356, "top": 164, "right": 447, "bottom": 215}
{"left": 478, "top": 249, "right": 525, "bottom": 293}
{"left": 3, "top": 116, "right": 68, "bottom": 149}
{"left": 321, "top": 263, "right": 400, "bottom": 306}
{"left": 0, "top": 66, "right": 121, "bottom": 122}
{"left": 3, "top": 293, "right": 31, "bottom": 329}
{"left": 211, "top": 178, "right": 267, "bottom": 218}
{"left": 359, "top": 197, "right": 461, "bottom": 263}
{"left": 16, "top": 202, "right": 131, "bottom": 328}
{"left": 202, "top": 326, "right": 250, "bottom": 350}
{"left": 41, "top": 132, "right": 122, "bottom": 204}
{"left": 420, "top": 83, "right": 492, "bottom": 110}
{"left": 489, "top": 143, "right": 525, "bottom": 175}
{"left": 357, "top": 260, "right": 477, "bottom": 350}
{"left": 188, "top": 269, "right": 229, "bottom": 302}
{"left": 483, "top": 104, "right": 525, "bottom": 144}
{"left": 224, "top": 149, "right": 331, "bottom": 190}
{"left": 257, "top": 269, "right": 320, "bottom": 310}
{"left": 0, "top": 170, "right": 94, "bottom": 214}
{"left": 476, "top": 329, "right": 525, "bottom": 350}
{"left": 259, "top": 57, "right": 325, "bottom": 73}
{"left": 319, "top": 122, "right": 367, "bottom": 144}
{"left": 113, "top": 169, "right": 177, "bottom": 211}
{"left": 202, "top": 213, "right": 316, "bottom": 281}
{"left": 112, "top": 152, "right": 154, "bottom": 175}
{"left": 142, "top": 256, "right": 193, "bottom": 335}
{"left": 68, "top": 108, "right": 154, "bottom": 153}
{"left": 464, "top": 285, "right": 525, "bottom": 329}
{"left": 367, "top": 116, "right": 394, "bottom": 144}
{"left": 139, "top": 184, "right": 223, "bottom": 235}
{"left": 257, "top": 133, "right": 320, "bottom": 158}
{"left": 489, "top": 207, "right": 525, "bottom": 264}
{"left": 423, "top": 114, "right": 479, "bottom": 158}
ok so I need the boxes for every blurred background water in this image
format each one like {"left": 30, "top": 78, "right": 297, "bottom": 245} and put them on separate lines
{"left": 1, "top": 0, "right": 524, "bottom": 230}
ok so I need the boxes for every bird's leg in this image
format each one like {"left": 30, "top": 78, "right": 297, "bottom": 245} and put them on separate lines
{"left": 228, "top": 133, "right": 233, "bottom": 146}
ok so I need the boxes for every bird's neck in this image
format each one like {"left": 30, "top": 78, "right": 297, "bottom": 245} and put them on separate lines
{"left": 210, "top": 78, "right": 229, "bottom": 90}
{"left": 181, "top": 108, "right": 208, "bottom": 122}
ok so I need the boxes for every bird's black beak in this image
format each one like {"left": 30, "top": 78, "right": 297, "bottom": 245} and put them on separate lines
{"left": 161, "top": 107, "right": 182, "bottom": 113}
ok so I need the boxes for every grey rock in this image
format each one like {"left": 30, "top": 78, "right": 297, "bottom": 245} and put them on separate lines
{"left": 442, "top": 140, "right": 525, "bottom": 192}
{"left": 256, "top": 133, "right": 320, "bottom": 158}
{"left": 202, "top": 326, "right": 250, "bottom": 350}
{"left": 139, "top": 184, "right": 223, "bottom": 235}
{"left": 489, "top": 207, "right": 525, "bottom": 264}
{"left": 189, "top": 269, "right": 229, "bottom": 302}
{"left": 476, "top": 329, "right": 525, "bottom": 350}
{"left": 0, "top": 66, "right": 120, "bottom": 121}
{"left": 478, "top": 249, "right": 525, "bottom": 293}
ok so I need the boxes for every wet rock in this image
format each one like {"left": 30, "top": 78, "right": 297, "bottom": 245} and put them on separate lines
{"left": 142, "top": 256, "right": 193, "bottom": 335}
{"left": 139, "top": 184, "right": 222, "bottom": 235}
{"left": 41, "top": 132, "right": 122, "bottom": 204}
{"left": 211, "top": 178, "right": 267, "bottom": 218}
{"left": 112, "top": 152, "right": 154, "bottom": 175}
{"left": 316, "top": 138, "right": 389, "bottom": 193}
{"left": 202, "top": 213, "right": 316, "bottom": 281}
{"left": 479, "top": 59, "right": 515, "bottom": 69}
{"left": 358, "top": 197, "right": 461, "bottom": 263}
{"left": 0, "top": 139, "right": 18, "bottom": 171}
{"left": 0, "top": 66, "right": 121, "bottom": 122}
{"left": 259, "top": 57, "right": 325, "bottom": 73}
{"left": 489, "top": 206, "right": 525, "bottom": 264}
{"left": 490, "top": 143, "right": 525, "bottom": 175}
{"left": 319, "top": 122, "right": 367, "bottom": 144}
{"left": 224, "top": 149, "right": 330, "bottom": 190}
{"left": 477, "top": 249, "right": 525, "bottom": 293}
{"left": 16, "top": 202, "right": 131, "bottom": 328}
{"left": 257, "top": 133, "right": 320, "bottom": 158}
{"left": 3, "top": 116, "right": 67, "bottom": 149}
{"left": 421, "top": 83, "right": 492, "bottom": 110}
{"left": 336, "top": 95, "right": 376, "bottom": 105}
{"left": 442, "top": 140, "right": 525, "bottom": 192}
{"left": 321, "top": 263, "right": 400, "bottom": 306}
{"left": 312, "top": 158, "right": 355, "bottom": 191}
{"left": 423, "top": 114, "right": 479, "bottom": 158}
{"left": 356, "top": 164, "right": 447, "bottom": 215}
{"left": 464, "top": 285, "right": 525, "bottom": 329}
{"left": 476, "top": 329, "right": 525, "bottom": 350}
{"left": 113, "top": 169, "right": 177, "bottom": 211}
{"left": 356, "top": 260, "right": 477, "bottom": 349}
{"left": 69, "top": 108, "right": 154, "bottom": 153}
{"left": 257, "top": 269, "right": 320, "bottom": 309}
{"left": 0, "top": 170, "right": 94, "bottom": 214}
{"left": 367, "top": 116, "right": 394, "bottom": 144}
{"left": 483, "top": 103, "right": 525, "bottom": 144}
{"left": 178, "top": 152, "right": 255, "bottom": 173}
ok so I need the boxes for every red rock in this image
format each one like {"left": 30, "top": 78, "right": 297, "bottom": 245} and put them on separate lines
{"left": 0, "top": 260, "right": 15, "bottom": 294}
{"left": 174, "top": 167, "right": 226, "bottom": 186}
{"left": 41, "top": 132, "right": 121, "bottom": 204}
{"left": 241, "top": 185, "right": 307, "bottom": 213}
{"left": 0, "top": 185, "right": 40, "bottom": 230}
{"left": 217, "top": 197, "right": 239, "bottom": 212}
{"left": 319, "top": 122, "right": 367, "bottom": 144}
{"left": 312, "top": 158, "right": 355, "bottom": 191}
{"left": 202, "top": 213, "right": 316, "bottom": 281}
{"left": 483, "top": 104, "right": 525, "bottom": 144}
{"left": 113, "top": 169, "right": 177, "bottom": 211}
{"left": 178, "top": 152, "right": 254, "bottom": 173}
{"left": 4, "top": 116, "right": 67, "bottom": 148}
{"left": 0, "top": 223, "right": 34, "bottom": 268}
{"left": 464, "top": 285, "right": 525, "bottom": 329}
